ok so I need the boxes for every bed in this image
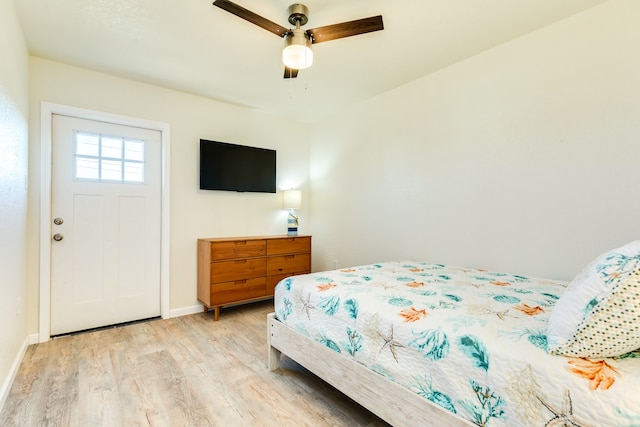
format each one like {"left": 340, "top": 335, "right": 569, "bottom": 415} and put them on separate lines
{"left": 267, "top": 248, "right": 640, "bottom": 426}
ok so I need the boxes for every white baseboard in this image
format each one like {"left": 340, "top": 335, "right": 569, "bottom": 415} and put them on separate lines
{"left": 167, "top": 304, "right": 204, "bottom": 318}
{"left": 0, "top": 336, "right": 29, "bottom": 413}
{"left": 28, "top": 333, "right": 39, "bottom": 345}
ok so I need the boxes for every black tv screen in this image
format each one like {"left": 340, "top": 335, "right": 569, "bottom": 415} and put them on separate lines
{"left": 199, "top": 139, "right": 276, "bottom": 193}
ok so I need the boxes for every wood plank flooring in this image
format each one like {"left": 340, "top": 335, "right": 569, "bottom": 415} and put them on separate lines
{"left": 0, "top": 301, "right": 389, "bottom": 427}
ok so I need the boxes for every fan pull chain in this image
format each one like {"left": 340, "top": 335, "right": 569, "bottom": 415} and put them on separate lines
{"left": 289, "top": 71, "right": 294, "bottom": 99}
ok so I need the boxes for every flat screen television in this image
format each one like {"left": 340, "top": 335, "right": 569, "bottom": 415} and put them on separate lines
{"left": 199, "top": 139, "right": 276, "bottom": 193}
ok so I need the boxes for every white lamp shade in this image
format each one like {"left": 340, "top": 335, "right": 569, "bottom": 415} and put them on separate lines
{"left": 283, "top": 45, "right": 313, "bottom": 70}
{"left": 283, "top": 29, "right": 313, "bottom": 70}
{"left": 283, "top": 189, "right": 302, "bottom": 210}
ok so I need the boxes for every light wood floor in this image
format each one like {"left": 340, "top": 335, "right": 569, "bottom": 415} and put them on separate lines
{"left": 0, "top": 300, "right": 389, "bottom": 427}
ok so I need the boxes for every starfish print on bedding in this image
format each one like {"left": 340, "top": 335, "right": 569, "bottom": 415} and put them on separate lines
{"left": 299, "top": 293, "right": 314, "bottom": 320}
{"left": 378, "top": 324, "right": 405, "bottom": 362}
{"left": 468, "top": 304, "right": 514, "bottom": 320}
{"left": 537, "top": 390, "right": 591, "bottom": 427}
{"left": 494, "top": 309, "right": 513, "bottom": 320}
{"left": 372, "top": 282, "right": 396, "bottom": 292}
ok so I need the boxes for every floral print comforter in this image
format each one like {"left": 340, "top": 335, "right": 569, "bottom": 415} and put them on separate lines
{"left": 273, "top": 261, "right": 640, "bottom": 427}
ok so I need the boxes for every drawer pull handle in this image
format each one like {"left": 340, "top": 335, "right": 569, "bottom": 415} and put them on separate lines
{"left": 235, "top": 280, "right": 247, "bottom": 284}
{"left": 285, "top": 255, "right": 295, "bottom": 259}
{"left": 234, "top": 259, "right": 248, "bottom": 264}
{"left": 235, "top": 241, "right": 247, "bottom": 245}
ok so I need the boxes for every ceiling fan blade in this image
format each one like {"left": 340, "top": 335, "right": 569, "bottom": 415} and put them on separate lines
{"left": 213, "top": 0, "right": 288, "bottom": 37}
{"left": 307, "top": 15, "right": 383, "bottom": 44}
{"left": 284, "top": 67, "right": 299, "bottom": 79}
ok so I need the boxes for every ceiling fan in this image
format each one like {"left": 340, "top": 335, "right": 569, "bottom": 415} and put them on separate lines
{"left": 212, "top": 1, "right": 384, "bottom": 79}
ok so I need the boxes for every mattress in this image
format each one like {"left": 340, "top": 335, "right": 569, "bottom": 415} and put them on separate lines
{"left": 273, "top": 261, "right": 640, "bottom": 426}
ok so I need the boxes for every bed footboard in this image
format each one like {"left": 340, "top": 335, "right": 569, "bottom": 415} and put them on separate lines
{"left": 266, "top": 313, "right": 473, "bottom": 427}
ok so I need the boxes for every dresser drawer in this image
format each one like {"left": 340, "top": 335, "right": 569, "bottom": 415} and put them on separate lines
{"left": 211, "top": 277, "right": 267, "bottom": 304}
{"left": 210, "top": 239, "right": 266, "bottom": 261}
{"left": 211, "top": 258, "right": 266, "bottom": 282}
{"left": 267, "top": 253, "right": 311, "bottom": 276}
{"left": 267, "top": 236, "right": 311, "bottom": 255}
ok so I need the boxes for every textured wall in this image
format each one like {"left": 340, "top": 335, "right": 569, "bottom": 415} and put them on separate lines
{"left": 0, "top": 0, "right": 29, "bottom": 408}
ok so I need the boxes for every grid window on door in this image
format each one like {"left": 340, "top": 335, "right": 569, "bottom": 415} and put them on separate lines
{"left": 74, "top": 132, "right": 145, "bottom": 183}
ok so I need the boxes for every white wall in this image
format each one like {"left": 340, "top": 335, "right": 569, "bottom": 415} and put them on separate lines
{"left": 26, "top": 58, "right": 310, "bottom": 332}
{"left": 0, "top": 0, "right": 29, "bottom": 410}
{"left": 309, "top": 0, "right": 640, "bottom": 281}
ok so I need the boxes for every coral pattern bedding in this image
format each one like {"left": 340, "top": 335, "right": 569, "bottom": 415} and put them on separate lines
{"left": 273, "top": 261, "right": 640, "bottom": 427}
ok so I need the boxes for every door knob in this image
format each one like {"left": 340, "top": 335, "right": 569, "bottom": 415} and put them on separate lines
{"left": 53, "top": 217, "right": 64, "bottom": 225}
{"left": 53, "top": 233, "right": 64, "bottom": 241}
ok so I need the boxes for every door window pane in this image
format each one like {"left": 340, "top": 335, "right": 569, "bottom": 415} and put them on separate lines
{"left": 102, "top": 160, "right": 123, "bottom": 181}
{"left": 125, "top": 139, "right": 144, "bottom": 161}
{"left": 74, "top": 132, "right": 145, "bottom": 183}
{"left": 76, "top": 157, "right": 99, "bottom": 180}
{"left": 76, "top": 133, "right": 99, "bottom": 156}
{"left": 102, "top": 136, "right": 123, "bottom": 159}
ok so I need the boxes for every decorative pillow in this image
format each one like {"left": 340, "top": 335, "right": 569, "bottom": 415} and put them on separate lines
{"left": 546, "top": 240, "right": 640, "bottom": 358}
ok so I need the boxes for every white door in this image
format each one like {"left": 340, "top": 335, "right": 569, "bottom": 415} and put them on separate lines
{"left": 50, "top": 114, "right": 162, "bottom": 335}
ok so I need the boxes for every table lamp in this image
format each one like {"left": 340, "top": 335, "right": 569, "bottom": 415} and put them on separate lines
{"left": 283, "top": 189, "right": 302, "bottom": 236}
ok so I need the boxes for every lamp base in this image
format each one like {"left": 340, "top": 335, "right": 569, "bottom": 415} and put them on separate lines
{"left": 287, "top": 212, "right": 298, "bottom": 236}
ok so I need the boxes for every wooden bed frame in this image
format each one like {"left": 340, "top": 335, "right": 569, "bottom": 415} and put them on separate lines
{"left": 267, "top": 313, "right": 474, "bottom": 427}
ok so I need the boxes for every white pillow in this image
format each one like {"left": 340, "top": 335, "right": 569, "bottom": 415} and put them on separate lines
{"left": 546, "top": 240, "right": 640, "bottom": 358}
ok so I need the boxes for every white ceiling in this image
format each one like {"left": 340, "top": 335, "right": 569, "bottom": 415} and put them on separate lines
{"left": 15, "top": 0, "right": 606, "bottom": 123}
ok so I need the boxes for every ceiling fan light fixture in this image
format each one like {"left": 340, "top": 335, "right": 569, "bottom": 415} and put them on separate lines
{"left": 283, "top": 28, "right": 313, "bottom": 70}
{"left": 212, "top": 1, "right": 384, "bottom": 79}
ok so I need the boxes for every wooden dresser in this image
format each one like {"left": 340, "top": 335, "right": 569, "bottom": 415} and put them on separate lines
{"left": 197, "top": 235, "right": 311, "bottom": 320}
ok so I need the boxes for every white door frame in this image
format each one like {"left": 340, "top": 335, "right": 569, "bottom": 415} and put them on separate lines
{"left": 39, "top": 102, "right": 171, "bottom": 342}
